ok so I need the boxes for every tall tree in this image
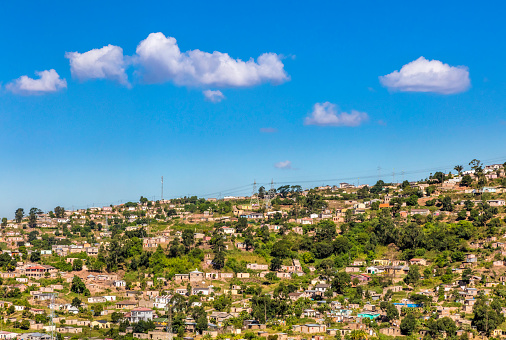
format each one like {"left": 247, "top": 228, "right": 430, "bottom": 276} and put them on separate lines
{"left": 14, "top": 208, "right": 24, "bottom": 223}
{"left": 454, "top": 165, "right": 464, "bottom": 176}
{"left": 28, "top": 207, "right": 39, "bottom": 228}
{"left": 54, "top": 206, "right": 65, "bottom": 218}
{"left": 400, "top": 313, "right": 417, "bottom": 335}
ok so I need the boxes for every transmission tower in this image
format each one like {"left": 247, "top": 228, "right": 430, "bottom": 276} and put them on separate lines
{"left": 264, "top": 179, "right": 275, "bottom": 210}
{"left": 50, "top": 293, "right": 56, "bottom": 340}
{"left": 166, "top": 302, "right": 172, "bottom": 340}
{"left": 250, "top": 181, "right": 260, "bottom": 208}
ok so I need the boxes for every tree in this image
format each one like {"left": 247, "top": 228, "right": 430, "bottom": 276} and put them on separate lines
{"left": 404, "top": 266, "right": 420, "bottom": 286}
{"left": 440, "top": 196, "right": 454, "bottom": 212}
{"left": 381, "top": 302, "right": 399, "bottom": 321}
{"left": 236, "top": 217, "right": 248, "bottom": 233}
{"left": 196, "top": 314, "right": 208, "bottom": 334}
{"left": 28, "top": 207, "right": 40, "bottom": 228}
{"left": 30, "top": 251, "right": 41, "bottom": 263}
{"left": 271, "top": 240, "right": 291, "bottom": 258}
{"left": 111, "top": 311, "right": 123, "bottom": 323}
{"left": 15, "top": 208, "right": 24, "bottom": 223}
{"left": 258, "top": 186, "right": 266, "bottom": 199}
{"left": 270, "top": 257, "right": 282, "bottom": 271}
{"left": 331, "top": 272, "right": 350, "bottom": 294}
{"left": 315, "top": 220, "right": 337, "bottom": 242}
{"left": 243, "top": 228, "right": 255, "bottom": 251}
{"left": 461, "top": 174, "right": 473, "bottom": 187}
{"left": 93, "top": 304, "right": 104, "bottom": 316}
{"left": 380, "top": 302, "right": 399, "bottom": 322}
{"left": 71, "top": 297, "right": 82, "bottom": 308}
{"left": 72, "top": 259, "right": 83, "bottom": 271}
{"left": 20, "top": 320, "right": 30, "bottom": 330}
{"left": 454, "top": 165, "right": 464, "bottom": 176}
{"left": 472, "top": 297, "right": 504, "bottom": 336}
{"left": 1, "top": 218, "right": 7, "bottom": 227}
{"left": 406, "top": 195, "right": 418, "bottom": 206}
{"left": 400, "top": 313, "right": 417, "bottom": 335}
{"left": 54, "top": 206, "right": 65, "bottom": 218}
{"left": 212, "top": 250, "right": 225, "bottom": 270}
{"left": 432, "top": 172, "right": 445, "bottom": 184}
{"left": 71, "top": 276, "right": 86, "bottom": 294}
{"left": 469, "top": 159, "right": 483, "bottom": 172}
{"left": 182, "top": 229, "right": 195, "bottom": 252}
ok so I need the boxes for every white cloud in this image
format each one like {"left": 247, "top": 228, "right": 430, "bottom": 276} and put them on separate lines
{"left": 6, "top": 69, "right": 67, "bottom": 95}
{"left": 134, "top": 32, "right": 289, "bottom": 87}
{"left": 274, "top": 160, "right": 292, "bottom": 169}
{"left": 304, "top": 102, "right": 369, "bottom": 127}
{"left": 65, "top": 45, "right": 129, "bottom": 86}
{"left": 379, "top": 56, "right": 470, "bottom": 94}
{"left": 203, "top": 90, "right": 225, "bottom": 103}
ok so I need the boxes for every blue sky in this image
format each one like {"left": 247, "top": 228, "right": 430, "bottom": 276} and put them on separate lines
{"left": 1, "top": 1, "right": 506, "bottom": 217}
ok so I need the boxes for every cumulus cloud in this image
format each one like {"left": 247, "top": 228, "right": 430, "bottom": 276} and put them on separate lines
{"left": 260, "top": 127, "right": 278, "bottom": 133}
{"left": 65, "top": 45, "right": 129, "bottom": 86}
{"left": 203, "top": 90, "right": 225, "bottom": 103}
{"left": 304, "top": 102, "right": 369, "bottom": 127}
{"left": 379, "top": 56, "right": 470, "bottom": 94}
{"left": 6, "top": 69, "right": 67, "bottom": 95}
{"left": 134, "top": 32, "right": 289, "bottom": 87}
{"left": 274, "top": 160, "right": 292, "bottom": 169}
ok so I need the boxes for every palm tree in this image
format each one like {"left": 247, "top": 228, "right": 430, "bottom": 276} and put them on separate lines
{"left": 454, "top": 165, "right": 464, "bottom": 176}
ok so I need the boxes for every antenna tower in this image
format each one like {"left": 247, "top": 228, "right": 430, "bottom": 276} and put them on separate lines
{"left": 250, "top": 181, "right": 260, "bottom": 208}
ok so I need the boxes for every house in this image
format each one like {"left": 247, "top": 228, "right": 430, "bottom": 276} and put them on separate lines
{"left": 410, "top": 258, "right": 427, "bottom": 266}
{"left": 357, "top": 312, "right": 380, "bottom": 320}
{"left": 292, "top": 324, "right": 327, "bottom": 334}
{"left": 25, "top": 265, "right": 56, "bottom": 279}
{"left": 209, "top": 312, "right": 234, "bottom": 326}
{"left": 488, "top": 200, "right": 506, "bottom": 207}
{"left": 410, "top": 209, "right": 430, "bottom": 216}
{"left": 366, "top": 266, "right": 385, "bottom": 274}
{"left": 246, "top": 263, "right": 269, "bottom": 271}
{"left": 116, "top": 300, "right": 138, "bottom": 309}
{"left": 0, "top": 331, "right": 19, "bottom": 339}
{"left": 17, "top": 333, "right": 51, "bottom": 340}
{"left": 154, "top": 295, "right": 172, "bottom": 309}
{"left": 90, "top": 320, "right": 111, "bottom": 329}
{"left": 315, "top": 284, "right": 330, "bottom": 292}
{"left": 175, "top": 288, "right": 188, "bottom": 296}
{"left": 126, "top": 307, "right": 154, "bottom": 323}
{"left": 189, "top": 269, "right": 204, "bottom": 282}
{"left": 192, "top": 287, "right": 212, "bottom": 295}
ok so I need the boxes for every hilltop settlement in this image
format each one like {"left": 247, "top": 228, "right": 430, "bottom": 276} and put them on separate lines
{"left": 2, "top": 160, "right": 506, "bottom": 340}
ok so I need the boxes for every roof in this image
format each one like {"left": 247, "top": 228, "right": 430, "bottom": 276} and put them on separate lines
{"left": 117, "top": 300, "right": 137, "bottom": 305}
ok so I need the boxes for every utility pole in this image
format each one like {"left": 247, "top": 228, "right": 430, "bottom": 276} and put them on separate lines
{"left": 161, "top": 176, "right": 164, "bottom": 201}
